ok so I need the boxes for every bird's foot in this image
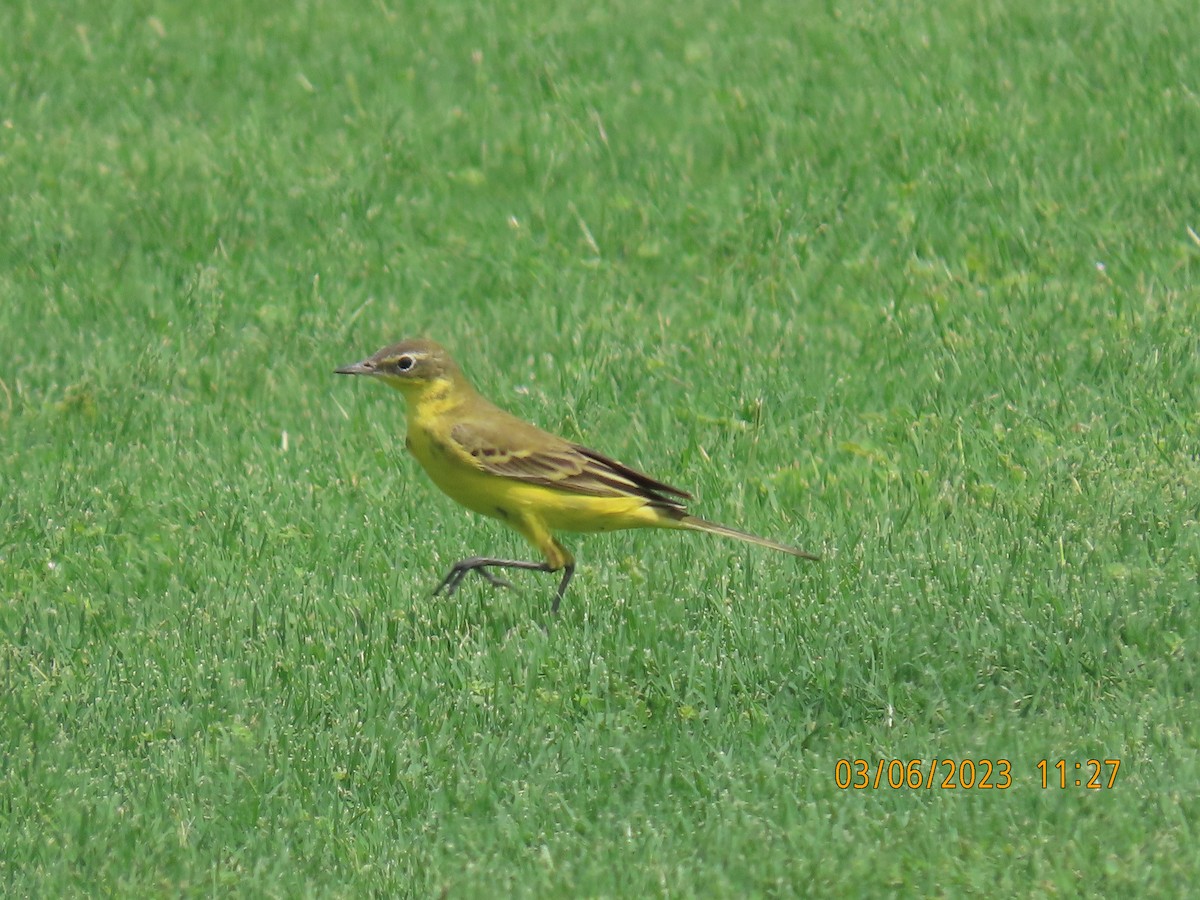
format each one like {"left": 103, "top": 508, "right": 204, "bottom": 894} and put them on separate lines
{"left": 433, "top": 556, "right": 530, "bottom": 597}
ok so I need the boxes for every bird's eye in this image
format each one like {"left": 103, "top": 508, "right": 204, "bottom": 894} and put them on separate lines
{"left": 396, "top": 355, "right": 415, "bottom": 372}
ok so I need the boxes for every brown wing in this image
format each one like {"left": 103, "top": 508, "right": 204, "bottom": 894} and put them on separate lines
{"left": 449, "top": 416, "right": 691, "bottom": 512}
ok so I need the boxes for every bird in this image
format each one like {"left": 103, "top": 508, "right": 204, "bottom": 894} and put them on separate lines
{"left": 335, "top": 338, "right": 819, "bottom": 614}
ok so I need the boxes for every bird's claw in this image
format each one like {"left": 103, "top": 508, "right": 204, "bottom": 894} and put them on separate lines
{"left": 433, "top": 561, "right": 513, "bottom": 597}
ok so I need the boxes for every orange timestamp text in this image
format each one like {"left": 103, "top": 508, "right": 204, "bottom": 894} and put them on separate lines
{"left": 834, "top": 758, "right": 1013, "bottom": 790}
{"left": 1036, "top": 758, "right": 1121, "bottom": 789}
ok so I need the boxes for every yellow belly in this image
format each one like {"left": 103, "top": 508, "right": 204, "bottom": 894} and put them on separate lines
{"left": 406, "top": 424, "right": 662, "bottom": 534}
{"left": 506, "top": 481, "right": 661, "bottom": 533}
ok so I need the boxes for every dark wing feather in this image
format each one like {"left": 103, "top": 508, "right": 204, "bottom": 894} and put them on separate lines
{"left": 449, "top": 417, "right": 691, "bottom": 512}
{"left": 571, "top": 444, "right": 691, "bottom": 501}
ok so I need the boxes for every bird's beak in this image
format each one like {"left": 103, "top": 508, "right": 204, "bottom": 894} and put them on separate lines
{"left": 335, "top": 358, "right": 375, "bottom": 376}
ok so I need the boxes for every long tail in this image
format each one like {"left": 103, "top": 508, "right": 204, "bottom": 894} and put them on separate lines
{"left": 678, "top": 515, "right": 820, "bottom": 561}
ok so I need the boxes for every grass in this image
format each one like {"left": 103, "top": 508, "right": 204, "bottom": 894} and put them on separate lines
{"left": 2, "top": 0, "right": 1198, "bottom": 894}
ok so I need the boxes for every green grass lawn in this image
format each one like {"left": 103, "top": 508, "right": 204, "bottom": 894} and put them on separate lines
{"left": 3, "top": 0, "right": 1198, "bottom": 894}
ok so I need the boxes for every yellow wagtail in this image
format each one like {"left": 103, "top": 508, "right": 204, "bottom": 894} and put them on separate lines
{"left": 336, "top": 338, "right": 819, "bottom": 613}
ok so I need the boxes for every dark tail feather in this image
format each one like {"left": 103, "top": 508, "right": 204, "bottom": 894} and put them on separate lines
{"left": 678, "top": 516, "right": 820, "bottom": 561}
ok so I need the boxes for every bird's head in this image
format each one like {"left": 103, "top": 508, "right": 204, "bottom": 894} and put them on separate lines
{"left": 335, "top": 338, "right": 465, "bottom": 398}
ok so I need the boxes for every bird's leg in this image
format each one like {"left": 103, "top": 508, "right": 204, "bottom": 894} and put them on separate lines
{"left": 434, "top": 534, "right": 576, "bottom": 615}
{"left": 433, "top": 556, "right": 556, "bottom": 598}
{"left": 549, "top": 563, "right": 576, "bottom": 616}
